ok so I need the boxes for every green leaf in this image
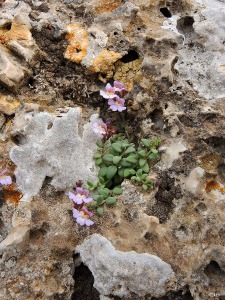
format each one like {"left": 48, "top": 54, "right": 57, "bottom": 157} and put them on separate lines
{"left": 112, "top": 143, "right": 122, "bottom": 153}
{"left": 95, "top": 158, "right": 103, "bottom": 166}
{"left": 113, "top": 156, "right": 122, "bottom": 165}
{"left": 97, "top": 207, "right": 104, "bottom": 216}
{"left": 93, "top": 152, "right": 102, "bottom": 159}
{"left": 151, "top": 149, "right": 158, "bottom": 154}
{"left": 106, "top": 197, "right": 117, "bottom": 205}
{"left": 118, "top": 168, "right": 125, "bottom": 178}
{"left": 106, "top": 166, "right": 117, "bottom": 180}
{"left": 87, "top": 180, "right": 94, "bottom": 187}
{"left": 93, "top": 194, "right": 104, "bottom": 203}
{"left": 121, "top": 158, "right": 133, "bottom": 167}
{"left": 110, "top": 148, "right": 120, "bottom": 156}
{"left": 121, "top": 141, "right": 129, "bottom": 148}
{"left": 124, "top": 146, "right": 136, "bottom": 155}
{"left": 138, "top": 150, "right": 147, "bottom": 158}
{"left": 141, "top": 174, "right": 148, "bottom": 180}
{"left": 142, "top": 163, "right": 149, "bottom": 173}
{"left": 131, "top": 176, "right": 137, "bottom": 180}
{"left": 124, "top": 168, "right": 136, "bottom": 177}
{"left": 103, "top": 154, "right": 114, "bottom": 162}
{"left": 126, "top": 155, "right": 138, "bottom": 164}
{"left": 113, "top": 187, "right": 122, "bottom": 195}
{"left": 97, "top": 140, "right": 103, "bottom": 148}
{"left": 142, "top": 184, "right": 148, "bottom": 191}
{"left": 99, "top": 177, "right": 105, "bottom": 185}
{"left": 141, "top": 139, "right": 150, "bottom": 148}
{"left": 149, "top": 153, "right": 157, "bottom": 160}
{"left": 98, "top": 188, "right": 110, "bottom": 199}
{"left": 136, "top": 169, "right": 143, "bottom": 177}
{"left": 99, "top": 166, "right": 107, "bottom": 177}
{"left": 139, "top": 159, "right": 147, "bottom": 167}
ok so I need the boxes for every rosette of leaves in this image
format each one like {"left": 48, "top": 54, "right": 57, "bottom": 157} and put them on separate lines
{"left": 88, "top": 136, "right": 160, "bottom": 215}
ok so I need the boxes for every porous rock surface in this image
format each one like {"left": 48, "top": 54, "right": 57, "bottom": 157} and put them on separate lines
{"left": 76, "top": 234, "right": 175, "bottom": 298}
{"left": 0, "top": 0, "right": 225, "bottom": 299}
{"left": 9, "top": 108, "right": 100, "bottom": 200}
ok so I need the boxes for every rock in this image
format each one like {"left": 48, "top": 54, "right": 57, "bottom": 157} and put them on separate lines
{"left": 160, "top": 141, "right": 187, "bottom": 169}
{"left": 185, "top": 167, "right": 205, "bottom": 196}
{"left": 0, "top": 96, "right": 20, "bottom": 115}
{"left": 76, "top": 234, "right": 175, "bottom": 298}
{"left": 10, "top": 108, "right": 101, "bottom": 200}
{"left": 0, "top": 20, "right": 41, "bottom": 90}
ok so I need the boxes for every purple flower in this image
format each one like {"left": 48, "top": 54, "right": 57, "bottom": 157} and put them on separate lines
{"left": 108, "top": 96, "right": 126, "bottom": 112}
{"left": 68, "top": 187, "right": 93, "bottom": 205}
{"left": 92, "top": 119, "right": 107, "bottom": 135}
{"left": 113, "top": 81, "right": 126, "bottom": 93}
{"left": 100, "top": 83, "right": 116, "bottom": 99}
{"left": 73, "top": 207, "right": 94, "bottom": 226}
{"left": 0, "top": 170, "right": 12, "bottom": 186}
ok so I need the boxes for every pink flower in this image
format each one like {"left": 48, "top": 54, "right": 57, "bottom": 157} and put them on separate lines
{"left": 73, "top": 207, "right": 94, "bottom": 226}
{"left": 92, "top": 119, "right": 107, "bottom": 135}
{"left": 108, "top": 96, "right": 126, "bottom": 112}
{"left": 0, "top": 170, "right": 12, "bottom": 186}
{"left": 68, "top": 187, "right": 93, "bottom": 205}
{"left": 113, "top": 81, "right": 127, "bottom": 93}
{"left": 100, "top": 83, "right": 116, "bottom": 99}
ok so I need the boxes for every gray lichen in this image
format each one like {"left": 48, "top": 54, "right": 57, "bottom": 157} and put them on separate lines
{"left": 76, "top": 234, "right": 175, "bottom": 298}
{"left": 10, "top": 108, "right": 100, "bottom": 200}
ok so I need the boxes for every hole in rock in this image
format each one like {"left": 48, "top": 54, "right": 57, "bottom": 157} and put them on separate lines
{"left": 148, "top": 109, "right": 164, "bottom": 131}
{"left": 120, "top": 50, "right": 139, "bottom": 63}
{"left": 47, "top": 121, "right": 53, "bottom": 129}
{"left": 11, "top": 133, "right": 26, "bottom": 145}
{"left": 195, "top": 202, "right": 207, "bottom": 213}
{"left": 71, "top": 263, "right": 100, "bottom": 300}
{"left": 160, "top": 7, "right": 172, "bottom": 18}
{"left": 177, "top": 16, "right": 194, "bottom": 35}
{"left": 152, "top": 286, "right": 193, "bottom": 299}
{"left": 204, "top": 260, "right": 225, "bottom": 282}
{"left": 42, "top": 176, "right": 52, "bottom": 187}
{"left": 3, "top": 22, "right": 12, "bottom": 30}
{"left": 204, "top": 136, "right": 225, "bottom": 158}
{"left": 113, "top": 31, "right": 118, "bottom": 35}
{"left": 0, "top": 190, "right": 4, "bottom": 208}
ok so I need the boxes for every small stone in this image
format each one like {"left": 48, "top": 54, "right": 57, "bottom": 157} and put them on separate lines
{"left": 0, "top": 96, "right": 20, "bottom": 115}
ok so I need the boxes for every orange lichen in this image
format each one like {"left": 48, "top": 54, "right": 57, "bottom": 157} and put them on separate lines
{"left": 94, "top": 0, "right": 122, "bottom": 14}
{"left": 0, "top": 22, "right": 32, "bottom": 45}
{"left": 205, "top": 179, "right": 220, "bottom": 192}
{"left": 3, "top": 184, "right": 22, "bottom": 206}
{"left": 64, "top": 24, "right": 89, "bottom": 63}
{"left": 219, "top": 187, "right": 225, "bottom": 194}
{"left": 89, "top": 50, "right": 122, "bottom": 82}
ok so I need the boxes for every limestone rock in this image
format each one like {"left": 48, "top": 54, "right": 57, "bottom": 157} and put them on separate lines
{"left": 10, "top": 108, "right": 101, "bottom": 200}
{"left": 76, "top": 234, "right": 175, "bottom": 298}
{"left": 0, "top": 96, "right": 20, "bottom": 115}
{"left": 0, "top": 20, "right": 41, "bottom": 90}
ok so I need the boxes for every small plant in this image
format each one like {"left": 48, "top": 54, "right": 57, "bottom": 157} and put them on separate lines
{"left": 86, "top": 135, "right": 160, "bottom": 215}
{"left": 67, "top": 80, "right": 161, "bottom": 222}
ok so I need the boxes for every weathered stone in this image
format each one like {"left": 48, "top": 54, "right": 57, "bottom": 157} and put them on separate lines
{"left": 0, "top": 20, "right": 41, "bottom": 90}
{"left": 10, "top": 108, "right": 101, "bottom": 200}
{"left": 77, "top": 234, "right": 175, "bottom": 298}
{"left": 0, "top": 96, "right": 20, "bottom": 115}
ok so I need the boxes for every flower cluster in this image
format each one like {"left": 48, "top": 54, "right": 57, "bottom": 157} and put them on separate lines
{"left": 68, "top": 186, "right": 94, "bottom": 226}
{"left": 0, "top": 170, "right": 12, "bottom": 186}
{"left": 100, "top": 81, "right": 127, "bottom": 112}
